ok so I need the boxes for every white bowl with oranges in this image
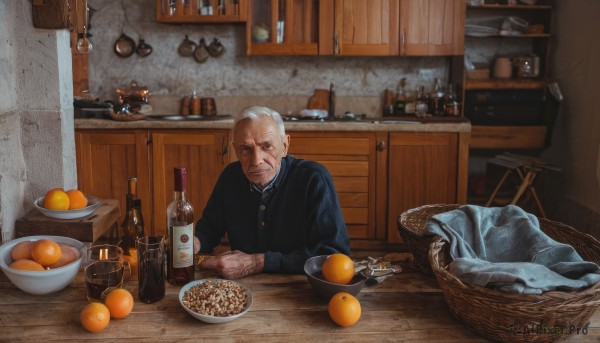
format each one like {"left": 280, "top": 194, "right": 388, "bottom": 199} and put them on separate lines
{"left": 34, "top": 188, "right": 100, "bottom": 219}
{"left": 0, "top": 235, "right": 85, "bottom": 295}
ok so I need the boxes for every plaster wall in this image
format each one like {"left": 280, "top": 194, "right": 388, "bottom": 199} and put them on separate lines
{"left": 0, "top": 0, "right": 77, "bottom": 243}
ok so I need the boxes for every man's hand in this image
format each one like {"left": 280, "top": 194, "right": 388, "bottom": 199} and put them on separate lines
{"left": 199, "top": 250, "right": 264, "bottom": 279}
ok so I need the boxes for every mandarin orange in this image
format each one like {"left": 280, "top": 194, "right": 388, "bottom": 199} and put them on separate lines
{"left": 104, "top": 288, "right": 134, "bottom": 319}
{"left": 66, "top": 189, "right": 87, "bottom": 210}
{"left": 321, "top": 253, "right": 355, "bottom": 285}
{"left": 327, "top": 292, "right": 361, "bottom": 327}
{"left": 80, "top": 302, "right": 111, "bottom": 333}
{"left": 31, "top": 239, "right": 62, "bottom": 266}
{"left": 44, "top": 188, "right": 70, "bottom": 210}
{"left": 11, "top": 241, "right": 34, "bottom": 261}
{"left": 10, "top": 259, "right": 46, "bottom": 271}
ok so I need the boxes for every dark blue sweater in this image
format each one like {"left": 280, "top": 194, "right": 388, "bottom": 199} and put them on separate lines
{"left": 195, "top": 155, "right": 351, "bottom": 274}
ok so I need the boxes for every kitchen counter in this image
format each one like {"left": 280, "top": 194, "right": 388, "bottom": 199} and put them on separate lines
{"left": 74, "top": 117, "right": 471, "bottom": 133}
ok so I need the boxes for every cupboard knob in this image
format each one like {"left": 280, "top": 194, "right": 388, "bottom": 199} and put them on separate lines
{"left": 377, "top": 141, "right": 386, "bottom": 151}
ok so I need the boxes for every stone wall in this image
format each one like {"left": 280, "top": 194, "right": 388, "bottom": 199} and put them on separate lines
{"left": 87, "top": 0, "right": 451, "bottom": 113}
{"left": 0, "top": 1, "right": 77, "bottom": 243}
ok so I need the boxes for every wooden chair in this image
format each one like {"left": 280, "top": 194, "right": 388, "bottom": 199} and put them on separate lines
{"left": 485, "top": 153, "right": 561, "bottom": 218}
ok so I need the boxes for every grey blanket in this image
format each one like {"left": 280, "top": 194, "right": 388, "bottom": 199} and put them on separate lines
{"left": 424, "top": 205, "right": 600, "bottom": 294}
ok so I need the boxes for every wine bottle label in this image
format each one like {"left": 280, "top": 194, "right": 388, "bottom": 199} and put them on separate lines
{"left": 172, "top": 223, "right": 194, "bottom": 268}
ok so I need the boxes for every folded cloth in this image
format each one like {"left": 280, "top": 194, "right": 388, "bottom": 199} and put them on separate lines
{"left": 424, "top": 205, "right": 600, "bottom": 294}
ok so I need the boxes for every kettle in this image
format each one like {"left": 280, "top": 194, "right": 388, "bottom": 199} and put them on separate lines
{"left": 514, "top": 55, "right": 539, "bottom": 78}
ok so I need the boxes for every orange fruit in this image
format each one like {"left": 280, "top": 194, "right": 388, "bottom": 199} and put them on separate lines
{"left": 66, "top": 189, "right": 88, "bottom": 210}
{"left": 31, "top": 239, "right": 62, "bottom": 266}
{"left": 48, "top": 243, "right": 80, "bottom": 269}
{"left": 11, "top": 241, "right": 34, "bottom": 261}
{"left": 104, "top": 288, "right": 134, "bottom": 319}
{"left": 44, "top": 188, "right": 70, "bottom": 210}
{"left": 10, "top": 259, "right": 46, "bottom": 271}
{"left": 321, "top": 253, "right": 355, "bottom": 285}
{"left": 80, "top": 302, "right": 111, "bottom": 333}
{"left": 328, "top": 292, "right": 361, "bottom": 327}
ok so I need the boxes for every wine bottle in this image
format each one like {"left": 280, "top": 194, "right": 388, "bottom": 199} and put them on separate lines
{"left": 166, "top": 167, "right": 195, "bottom": 285}
{"left": 120, "top": 177, "right": 141, "bottom": 257}
{"left": 121, "top": 177, "right": 144, "bottom": 273}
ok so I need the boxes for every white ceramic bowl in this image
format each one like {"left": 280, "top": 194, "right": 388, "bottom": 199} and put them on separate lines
{"left": 33, "top": 195, "right": 100, "bottom": 219}
{"left": 0, "top": 235, "right": 85, "bottom": 295}
{"left": 179, "top": 279, "right": 253, "bottom": 323}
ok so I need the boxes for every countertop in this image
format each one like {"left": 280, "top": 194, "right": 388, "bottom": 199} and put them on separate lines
{"left": 74, "top": 116, "right": 471, "bottom": 133}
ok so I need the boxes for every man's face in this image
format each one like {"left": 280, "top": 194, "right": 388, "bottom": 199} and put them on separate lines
{"left": 233, "top": 116, "right": 290, "bottom": 188}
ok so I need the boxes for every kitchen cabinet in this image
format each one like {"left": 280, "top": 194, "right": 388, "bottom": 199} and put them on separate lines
{"left": 287, "top": 132, "right": 388, "bottom": 248}
{"left": 75, "top": 129, "right": 230, "bottom": 237}
{"left": 386, "top": 131, "right": 469, "bottom": 243}
{"left": 155, "top": 0, "right": 248, "bottom": 23}
{"left": 400, "top": 0, "right": 465, "bottom": 56}
{"left": 464, "top": 1, "right": 554, "bottom": 149}
{"left": 334, "top": 0, "right": 400, "bottom": 56}
{"left": 246, "top": 0, "right": 334, "bottom": 55}
{"left": 75, "top": 127, "right": 469, "bottom": 248}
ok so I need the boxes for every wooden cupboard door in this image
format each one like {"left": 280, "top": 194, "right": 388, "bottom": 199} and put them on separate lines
{"left": 152, "top": 130, "right": 229, "bottom": 236}
{"left": 287, "top": 132, "right": 380, "bottom": 240}
{"left": 387, "top": 132, "right": 458, "bottom": 243}
{"left": 247, "top": 0, "right": 331, "bottom": 55}
{"left": 75, "top": 130, "right": 151, "bottom": 235}
{"left": 400, "top": 0, "right": 465, "bottom": 56}
{"left": 334, "top": 0, "right": 399, "bottom": 56}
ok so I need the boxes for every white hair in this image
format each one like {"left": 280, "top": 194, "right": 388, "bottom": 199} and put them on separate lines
{"left": 233, "top": 106, "right": 286, "bottom": 137}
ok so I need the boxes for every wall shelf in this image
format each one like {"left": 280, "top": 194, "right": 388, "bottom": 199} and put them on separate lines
{"left": 465, "top": 78, "right": 546, "bottom": 90}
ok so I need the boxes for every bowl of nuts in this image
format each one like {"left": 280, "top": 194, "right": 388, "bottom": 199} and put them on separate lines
{"left": 179, "top": 279, "right": 253, "bottom": 324}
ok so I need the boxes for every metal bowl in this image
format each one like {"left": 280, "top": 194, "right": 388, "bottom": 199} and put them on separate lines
{"left": 304, "top": 255, "right": 366, "bottom": 299}
{"left": 33, "top": 195, "right": 100, "bottom": 220}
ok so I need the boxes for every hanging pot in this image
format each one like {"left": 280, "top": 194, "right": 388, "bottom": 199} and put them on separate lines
{"left": 193, "top": 38, "right": 209, "bottom": 63}
{"left": 114, "top": 33, "right": 136, "bottom": 58}
{"left": 136, "top": 38, "right": 153, "bottom": 57}
{"left": 178, "top": 35, "right": 197, "bottom": 57}
{"left": 207, "top": 38, "right": 225, "bottom": 57}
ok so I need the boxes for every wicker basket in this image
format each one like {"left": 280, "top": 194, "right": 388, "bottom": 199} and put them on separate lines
{"left": 397, "top": 204, "right": 460, "bottom": 274}
{"left": 429, "top": 218, "right": 600, "bottom": 342}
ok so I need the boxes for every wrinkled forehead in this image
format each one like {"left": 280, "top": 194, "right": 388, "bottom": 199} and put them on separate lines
{"left": 233, "top": 116, "right": 281, "bottom": 144}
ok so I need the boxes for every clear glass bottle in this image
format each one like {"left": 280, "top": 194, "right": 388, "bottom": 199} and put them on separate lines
{"left": 166, "top": 167, "right": 195, "bottom": 285}
{"left": 394, "top": 78, "right": 406, "bottom": 116}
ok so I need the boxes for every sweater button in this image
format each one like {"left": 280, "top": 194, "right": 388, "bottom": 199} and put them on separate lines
{"left": 260, "top": 205, "right": 266, "bottom": 211}
{"left": 261, "top": 221, "right": 266, "bottom": 227}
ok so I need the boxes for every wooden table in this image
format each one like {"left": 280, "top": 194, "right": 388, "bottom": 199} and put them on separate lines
{"left": 1, "top": 258, "right": 599, "bottom": 342}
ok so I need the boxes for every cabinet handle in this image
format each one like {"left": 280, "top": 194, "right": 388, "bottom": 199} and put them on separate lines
{"left": 334, "top": 34, "right": 339, "bottom": 55}
{"left": 377, "top": 140, "right": 386, "bottom": 151}
{"left": 401, "top": 29, "right": 406, "bottom": 54}
{"left": 221, "top": 140, "right": 228, "bottom": 165}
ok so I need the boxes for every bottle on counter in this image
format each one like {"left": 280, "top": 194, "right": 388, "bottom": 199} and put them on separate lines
{"left": 444, "top": 83, "right": 461, "bottom": 117}
{"left": 382, "top": 89, "right": 395, "bottom": 116}
{"left": 191, "top": 90, "right": 201, "bottom": 115}
{"left": 120, "top": 177, "right": 144, "bottom": 273}
{"left": 415, "top": 85, "right": 428, "bottom": 118}
{"left": 166, "top": 167, "right": 195, "bottom": 285}
{"left": 394, "top": 78, "right": 406, "bottom": 116}
{"left": 404, "top": 85, "right": 415, "bottom": 116}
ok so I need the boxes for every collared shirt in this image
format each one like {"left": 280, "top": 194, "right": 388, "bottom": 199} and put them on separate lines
{"left": 195, "top": 155, "right": 350, "bottom": 274}
{"left": 250, "top": 168, "right": 280, "bottom": 193}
